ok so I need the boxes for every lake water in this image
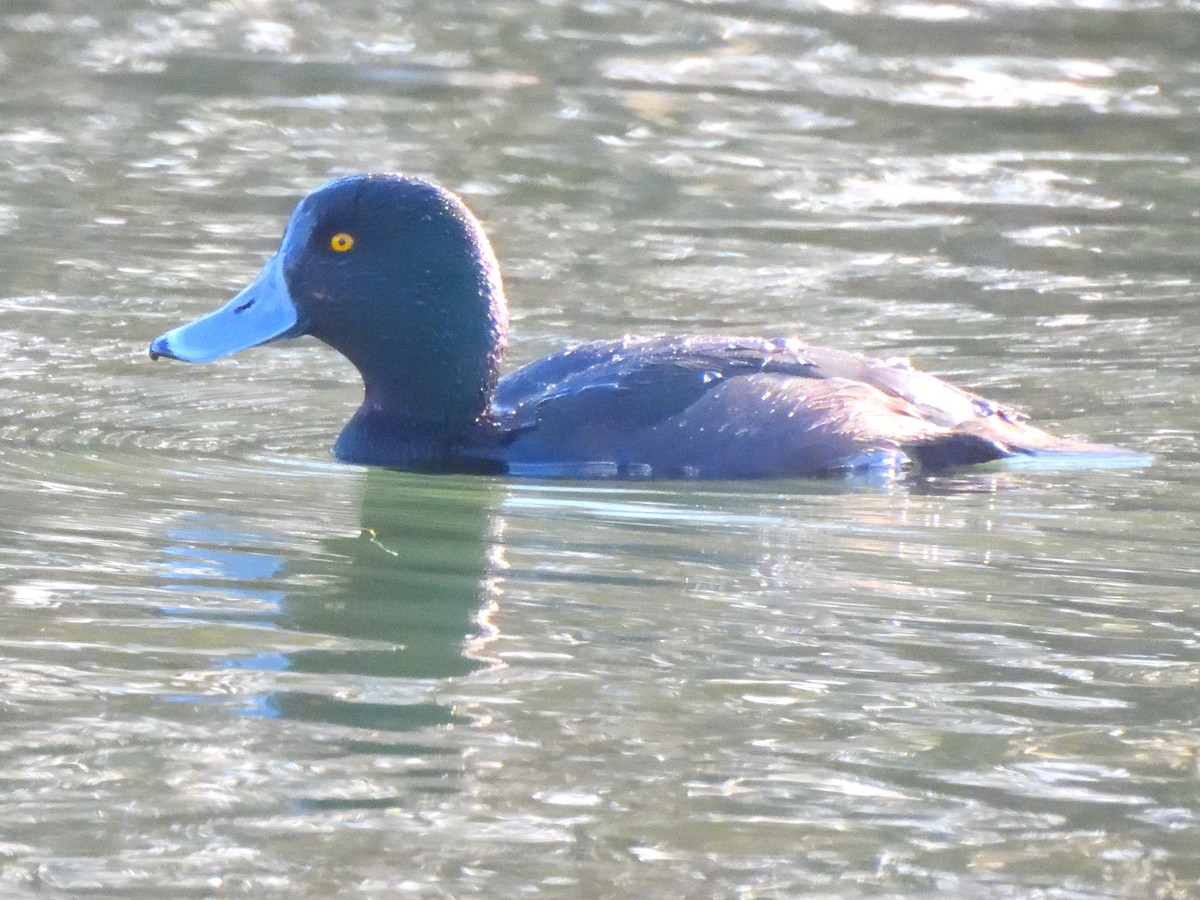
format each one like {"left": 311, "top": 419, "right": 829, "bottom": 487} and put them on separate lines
{"left": 1, "top": 1, "right": 1198, "bottom": 896}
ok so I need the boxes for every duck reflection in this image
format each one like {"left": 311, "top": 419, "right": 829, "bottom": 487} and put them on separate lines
{"left": 160, "top": 468, "right": 501, "bottom": 739}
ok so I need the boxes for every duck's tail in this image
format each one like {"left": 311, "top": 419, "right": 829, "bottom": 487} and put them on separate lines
{"left": 906, "top": 421, "right": 1147, "bottom": 473}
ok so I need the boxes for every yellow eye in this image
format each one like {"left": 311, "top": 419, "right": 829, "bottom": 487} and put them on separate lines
{"left": 330, "top": 232, "right": 355, "bottom": 252}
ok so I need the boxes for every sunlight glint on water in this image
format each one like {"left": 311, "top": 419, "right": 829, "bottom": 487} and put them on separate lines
{"left": 0, "top": 1, "right": 1196, "bottom": 895}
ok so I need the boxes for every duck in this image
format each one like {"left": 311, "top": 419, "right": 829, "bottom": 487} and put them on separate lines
{"left": 149, "top": 173, "right": 1131, "bottom": 479}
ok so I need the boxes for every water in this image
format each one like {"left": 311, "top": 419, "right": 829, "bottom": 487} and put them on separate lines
{"left": 1, "top": 0, "right": 1198, "bottom": 895}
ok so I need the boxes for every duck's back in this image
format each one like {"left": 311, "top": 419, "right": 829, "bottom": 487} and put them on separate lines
{"left": 474, "top": 336, "right": 1104, "bottom": 479}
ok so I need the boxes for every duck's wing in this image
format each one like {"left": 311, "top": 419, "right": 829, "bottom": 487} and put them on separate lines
{"left": 480, "top": 335, "right": 1115, "bottom": 477}
{"left": 767, "top": 345, "right": 1129, "bottom": 466}
{"left": 492, "top": 335, "right": 1005, "bottom": 433}
{"left": 492, "top": 335, "right": 822, "bottom": 429}
{"left": 483, "top": 336, "right": 911, "bottom": 476}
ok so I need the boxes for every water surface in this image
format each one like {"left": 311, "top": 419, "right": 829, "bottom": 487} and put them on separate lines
{"left": 0, "top": 1, "right": 1197, "bottom": 896}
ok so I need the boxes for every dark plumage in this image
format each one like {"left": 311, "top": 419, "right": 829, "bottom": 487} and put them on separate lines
{"left": 149, "top": 174, "right": 1132, "bottom": 479}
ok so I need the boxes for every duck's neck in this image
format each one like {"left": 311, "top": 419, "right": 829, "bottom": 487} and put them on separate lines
{"left": 324, "top": 288, "right": 508, "bottom": 468}
{"left": 332, "top": 354, "right": 500, "bottom": 468}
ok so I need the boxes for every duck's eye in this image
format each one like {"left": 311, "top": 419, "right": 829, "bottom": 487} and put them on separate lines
{"left": 329, "top": 232, "right": 355, "bottom": 253}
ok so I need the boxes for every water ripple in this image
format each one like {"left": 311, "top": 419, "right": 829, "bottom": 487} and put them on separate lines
{"left": 0, "top": 0, "right": 1196, "bottom": 895}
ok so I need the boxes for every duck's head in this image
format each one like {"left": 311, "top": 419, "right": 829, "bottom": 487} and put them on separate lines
{"left": 150, "top": 174, "right": 509, "bottom": 447}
